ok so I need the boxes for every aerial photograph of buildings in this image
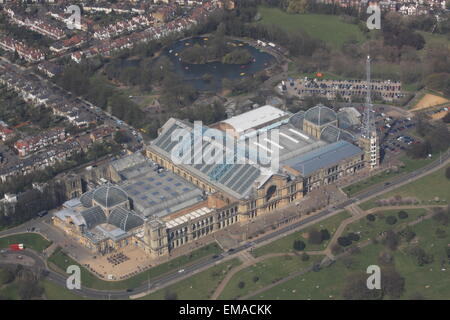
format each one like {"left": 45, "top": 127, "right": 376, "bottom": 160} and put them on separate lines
{"left": 0, "top": 0, "right": 449, "bottom": 310}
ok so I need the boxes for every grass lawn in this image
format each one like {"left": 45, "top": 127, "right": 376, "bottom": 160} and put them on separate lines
{"left": 256, "top": 7, "right": 365, "bottom": 48}
{"left": 251, "top": 244, "right": 383, "bottom": 300}
{"left": 393, "top": 218, "right": 450, "bottom": 299}
{"left": 0, "top": 281, "right": 20, "bottom": 300}
{"left": 418, "top": 31, "right": 450, "bottom": 50}
{"left": 141, "top": 258, "right": 241, "bottom": 300}
{"left": 360, "top": 165, "right": 450, "bottom": 210}
{"left": 0, "top": 233, "right": 52, "bottom": 253}
{"left": 344, "top": 208, "right": 427, "bottom": 245}
{"left": 252, "top": 213, "right": 450, "bottom": 300}
{"left": 42, "top": 280, "right": 86, "bottom": 300}
{"left": 219, "top": 254, "right": 322, "bottom": 300}
{"left": 252, "top": 210, "right": 352, "bottom": 257}
{"left": 344, "top": 153, "right": 438, "bottom": 197}
{"left": 47, "top": 243, "right": 222, "bottom": 291}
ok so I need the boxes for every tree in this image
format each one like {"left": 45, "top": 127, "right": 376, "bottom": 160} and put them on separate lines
{"left": 293, "top": 240, "right": 306, "bottom": 251}
{"left": 238, "top": 281, "right": 245, "bottom": 289}
{"left": 337, "top": 236, "right": 352, "bottom": 247}
{"left": 320, "top": 229, "right": 330, "bottom": 241}
{"left": 347, "top": 232, "right": 360, "bottom": 242}
{"left": 383, "top": 230, "right": 400, "bottom": 251}
{"left": 366, "top": 214, "right": 376, "bottom": 222}
{"left": 308, "top": 229, "right": 323, "bottom": 245}
{"left": 446, "top": 166, "right": 450, "bottom": 180}
{"left": 408, "top": 246, "right": 434, "bottom": 266}
{"left": 398, "top": 211, "right": 408, "bottom": 219}
{"left": 114, "top": 130, "right": 130, "bottom": 144}
{"left": 399, "top": 227, "right": 416, "bottom": 242}
{"left": 382, "top": 267, "right": 405, "bottom": 299}
{"left": 385, "top": 216, "right": 398, "bottom": 225}
{"left": 342, "top": 273, "right": 382, "bottom": 300}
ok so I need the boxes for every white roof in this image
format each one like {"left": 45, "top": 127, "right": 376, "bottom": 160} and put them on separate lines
{"left": 222, "top": 105, "right": 288, "bottom": 135}
{"left": 166, "top": 207, "right": 213, "bottom": 229}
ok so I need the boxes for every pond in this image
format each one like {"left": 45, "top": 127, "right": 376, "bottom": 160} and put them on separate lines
{"left": 161, "top": 37, "right": 276, "bottom": 91}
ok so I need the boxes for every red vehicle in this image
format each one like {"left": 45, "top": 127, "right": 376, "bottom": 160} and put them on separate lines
{"left": 9, "top": 243, "right": 24, "bottom": 251}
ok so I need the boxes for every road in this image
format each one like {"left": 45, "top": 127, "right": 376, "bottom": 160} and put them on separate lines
{"left": 1, "top": 150, "right": 449, "bottom": 299}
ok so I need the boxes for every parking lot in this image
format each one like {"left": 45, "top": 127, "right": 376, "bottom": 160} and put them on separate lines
{"left": 375, "top": 109, "right": 418, "bottom": 161}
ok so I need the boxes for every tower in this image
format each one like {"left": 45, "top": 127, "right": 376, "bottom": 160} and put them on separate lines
{"left": 360, "top": 56, "right": 380, "bottom": 169}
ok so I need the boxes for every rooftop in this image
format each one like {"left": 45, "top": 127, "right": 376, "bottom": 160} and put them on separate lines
{"left": 221, "top": 105, "right": 289, "bottom": 135}
{"left": 118, "top": 161, "right": 204, "bottom": 218}
{"left": 282, "top": 140, "right": 363, "bottom": 176}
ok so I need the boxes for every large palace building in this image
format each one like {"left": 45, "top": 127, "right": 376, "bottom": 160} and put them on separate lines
{"left": 53, "top": 105, "right": 379, "bottom": 257}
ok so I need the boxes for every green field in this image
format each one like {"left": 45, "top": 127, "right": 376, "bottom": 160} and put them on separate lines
{"left": 344, "top": 154, "right": 439, "bottom": 197}
{"left": 48, "top": 243, "right": 222, "bottom": 291}
{"left": 141, "top": 259, "right": 241, "bottom": 300}
{"left": 0, "top": 233, "right": 52, "bottom": 253}
{"left": 42, "top": 280, "right": 86, "bottom": 300}
{"left": 418, "top": 31, "right": 450, "bottom": 51}
{"left": 360, "top": 166, "right": 450, "bottom": 210}
{"left": 219, "top": 254, "right": 322, "bottom": 300}
{"left": 344, "top": 208, "right": 427, "bottom": 244}
{"left": 252, "top": 210, "right": 352, "bottom": 257}
{"left": 251, "top": 212, "right": 450, "bottom": 299}
{"left": 256, "top": 7, "right": 365, "bottom": 48}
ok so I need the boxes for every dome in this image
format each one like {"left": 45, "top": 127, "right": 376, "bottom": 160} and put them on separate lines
{"left": 92, "top": 185, "right": 128, "bottom": 208}
{"left": 289, "top": 111, "right": 305, "bottom": 130}
{"left": 304, "top": 104, "right": 337, "bottom": 126}
{"left": 109, "top": 207, "right": 144, "bottom": 231}
{"left": 321, "top": 125, "right": 355, "bottom": 143}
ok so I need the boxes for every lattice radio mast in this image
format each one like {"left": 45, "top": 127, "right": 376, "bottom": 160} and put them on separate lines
{"left": 363, "top": 55, "right": 374, "bottom": 138}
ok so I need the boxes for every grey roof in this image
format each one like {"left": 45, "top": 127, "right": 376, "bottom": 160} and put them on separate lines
{"left": 149, "top": 118, "right": 262, "bottom": 199}
{"left": 289, "top": 111, "right": 304, "bottom": 130}
{"left": 111, "top": 152, "right": 148, "bottom": 174}
{"left": 80, "top": 190, "right": 93, "bottom": 208}
{"left": 337, "top": 108, "right": 361, "bottom": 129}
{"left": 320, "top": 125, "right": 356, "bottom": 144}
{"left": 282, "top": 140, "right": 363, "bottom": 176}
{"left": 92, "top": 185, "right": 128, "bottom": 208}
{"left": 121, "top": 166, "right": 204, "bottom": 218}
{"left": 80, "top": 206, "right": 107, "bottom": 229}
{"left": 304, "top": 105, "right": 337, "bottom": 126}
{"left": 109, "top": 206, "right": 144, "bottom": 231}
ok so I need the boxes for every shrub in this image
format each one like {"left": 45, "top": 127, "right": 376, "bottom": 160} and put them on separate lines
{"left": 386, "top": 216, "right": 398, "bottom": 225}
{"left": 320, "top": 229, "right": 331, "bottom": 241}
{"left": 301, "top": 252, "right": 310, "bottom": 261}
{"left": 347, "top": 232, "right": 360, "bottom": 242}
{"left": 238, "top": 281, "right": 245, "bottom": 289}
{"left": 293, "top": 240, "right": 306, "bottom": 251}
{"left": 308, "top": 229, "right": 323, "bottom": 245}
{"left": 338, "top": 236, "right": 352, "bottom": 247}
{"left": 398, "top": 211, "right": 408, "bottom": 219}
{"left": 252, "top": 276, "right": 259, "bottom": 283}
{"left": 366, "top": 214, "right": 376, "bottom": 222}
{"left": 399, "top": 227, "right": 416, "bottom": 242}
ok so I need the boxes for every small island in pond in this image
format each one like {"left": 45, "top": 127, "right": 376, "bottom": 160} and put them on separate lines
{"left": 179, "top": 38, "right": 253, "bottom": 65}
